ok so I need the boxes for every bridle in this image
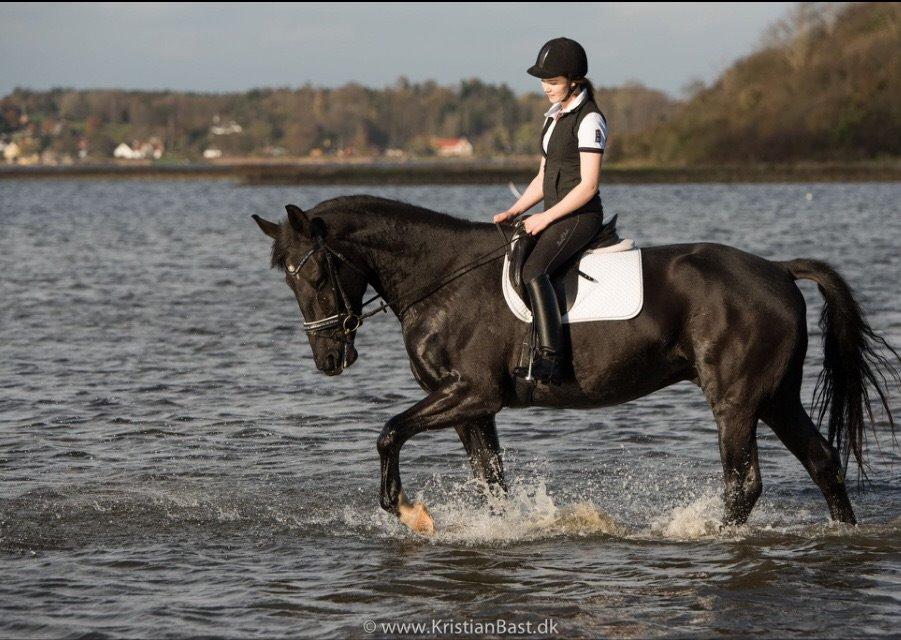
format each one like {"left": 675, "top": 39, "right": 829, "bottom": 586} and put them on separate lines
{"left": 286, "top": 232, "right": 374, "bottom": 343}
{"left": 285, "top": 225, "right": 521, "bottom": 347}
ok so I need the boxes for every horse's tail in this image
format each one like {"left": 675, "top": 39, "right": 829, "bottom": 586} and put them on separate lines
{"left": 778, "top": 258, "right": 900, "bottom": 476}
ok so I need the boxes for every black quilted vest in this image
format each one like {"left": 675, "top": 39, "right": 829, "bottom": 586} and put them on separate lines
{"left": 541, "top": 98, "right": 605, "bottom": 214}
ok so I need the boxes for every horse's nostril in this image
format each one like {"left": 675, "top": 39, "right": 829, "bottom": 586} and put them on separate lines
{"left": 324, "top": 352, "right": 339, "bottom": 371}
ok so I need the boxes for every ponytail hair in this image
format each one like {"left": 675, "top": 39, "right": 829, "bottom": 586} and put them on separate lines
{"left": 578, "top": 77, "right": 597, "bottom": 104}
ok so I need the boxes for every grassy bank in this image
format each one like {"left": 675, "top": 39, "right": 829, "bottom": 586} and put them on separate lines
{"left": 1, "top": 160, "right": 899, "bottom": 184}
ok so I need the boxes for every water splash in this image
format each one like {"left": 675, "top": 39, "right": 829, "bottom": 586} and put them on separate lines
{"left": 334, "top": 475, "right": 627, "bottom": 546}
{"left": 647, "top": 492, "right": 724, "bottom": 540}
{"left": 435, "top": 478, "right": 626, "bottom": 544}
{"left": 345, "top": 474, "right": 875, "bottom": 545}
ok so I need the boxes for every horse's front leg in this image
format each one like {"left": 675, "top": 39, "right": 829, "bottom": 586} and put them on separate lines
{"left": 455, "top": 416, "right": 506, "bottom": 495}
{"left": 377, "top": 379, "right": 500, "bottom": 534}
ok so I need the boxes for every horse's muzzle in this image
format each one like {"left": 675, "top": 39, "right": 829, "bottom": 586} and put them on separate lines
{"left": 321, "top": 342, "right": 358, "bottom": 375}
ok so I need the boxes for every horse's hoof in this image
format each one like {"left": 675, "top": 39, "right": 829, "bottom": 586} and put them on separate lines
{"left": 398, "top": 501, "right": 435, "bottom": 535}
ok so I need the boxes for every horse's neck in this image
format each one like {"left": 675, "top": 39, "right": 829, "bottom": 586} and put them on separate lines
{"left": 337, "top": 209, "right": 494, "bottom": 318}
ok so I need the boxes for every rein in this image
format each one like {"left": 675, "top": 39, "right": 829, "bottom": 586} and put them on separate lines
{"left": 291, "top": 223, "right": 520, "bottom": 340}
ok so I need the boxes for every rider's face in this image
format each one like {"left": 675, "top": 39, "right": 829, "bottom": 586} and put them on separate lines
{"left": 540, "top": 76, "right": 573, "bottom": 104}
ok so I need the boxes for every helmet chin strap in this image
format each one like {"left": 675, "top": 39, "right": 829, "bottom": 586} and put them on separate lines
{"left": 561, "top": 80, "right": 578, "bottom": 104}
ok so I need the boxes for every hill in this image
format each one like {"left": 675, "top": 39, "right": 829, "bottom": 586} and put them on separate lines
{"left": 625, "top": 2, "right": 901, "bottom": 163}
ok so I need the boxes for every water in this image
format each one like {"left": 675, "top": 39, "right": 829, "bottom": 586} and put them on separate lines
{"left": 1, "top": 180, "right": 899, "bottom": 638}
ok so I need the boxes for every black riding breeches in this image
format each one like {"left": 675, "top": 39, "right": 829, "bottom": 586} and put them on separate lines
{"left": 521, "top": 210, "right": 605, "bottom": 284}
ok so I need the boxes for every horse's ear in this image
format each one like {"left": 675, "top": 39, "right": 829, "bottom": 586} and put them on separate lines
{"left": 252, "top": 214, "right": 280, "bottom": 239}
{"left": 286, "top": 204, "right": 309, "bottom": 237}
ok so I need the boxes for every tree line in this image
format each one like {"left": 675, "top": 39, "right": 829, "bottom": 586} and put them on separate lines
{"left": 0, "top": 80, "right": 673, "bottom": 162}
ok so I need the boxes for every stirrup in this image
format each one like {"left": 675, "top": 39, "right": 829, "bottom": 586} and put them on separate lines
{"left": 531, "top": 347, "right": 563, "bottom": 386}
{"left": 514, "top": 347, "right": 562, "bottom": 386}
{"left": 512, "top": 364, "right": 533, "bottom": 382}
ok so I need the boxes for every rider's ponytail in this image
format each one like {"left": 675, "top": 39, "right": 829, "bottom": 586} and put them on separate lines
{"left": 579, "top": 78, "right": 597, "bottom": 104}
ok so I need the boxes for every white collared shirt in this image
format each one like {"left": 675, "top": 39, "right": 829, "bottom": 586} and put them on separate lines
{"left": 542, "top": 88, "right": 607, "bottom": 155}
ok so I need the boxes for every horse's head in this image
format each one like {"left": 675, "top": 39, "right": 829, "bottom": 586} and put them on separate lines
{"left": 253, "top": 204, "right": 368, "bottom": 376}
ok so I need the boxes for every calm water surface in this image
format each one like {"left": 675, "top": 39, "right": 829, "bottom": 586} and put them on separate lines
{"left": 1, "top": 180, "right": 899, "bottom": 638}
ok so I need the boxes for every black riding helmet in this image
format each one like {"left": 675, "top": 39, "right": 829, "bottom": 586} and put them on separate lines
{"left": 527, "top": 37, "right": 588, "bottom": 79}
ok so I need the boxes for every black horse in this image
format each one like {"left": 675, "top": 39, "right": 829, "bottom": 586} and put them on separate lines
{"left": 252, "top": 195, "right": 898, "bottom": 533}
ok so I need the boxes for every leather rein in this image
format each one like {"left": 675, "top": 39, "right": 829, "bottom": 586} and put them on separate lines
{"left": 289, "top": 225, "right": 518, "bottom": 341}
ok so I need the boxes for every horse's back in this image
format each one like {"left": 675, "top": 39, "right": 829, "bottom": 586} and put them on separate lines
{"left": 639, "top": 242, "right": 808, "bottom": 387}
{"left": 640, "top": 241, "right": 802, "bottom": 310}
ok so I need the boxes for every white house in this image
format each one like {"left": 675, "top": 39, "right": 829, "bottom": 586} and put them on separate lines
{"left": 114, "top": 143, "right": 139, "bottom": 159}
{"left": 210, "top": 115, "right": 243, "bottom": 136}
{"left": 3, "top": 141, "right": 20, "bottom": 163}
{"left": 114, "top": 139, "right": 164, "bottom": 160}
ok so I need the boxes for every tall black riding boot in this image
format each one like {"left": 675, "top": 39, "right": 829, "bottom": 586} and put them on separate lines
{"left": 524, "top": 274, "right": 564, "bottom": 386}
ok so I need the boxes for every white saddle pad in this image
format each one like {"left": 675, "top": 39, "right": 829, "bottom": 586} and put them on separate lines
{"left": 502, "top": 246, "right": 644, "bottom": 323}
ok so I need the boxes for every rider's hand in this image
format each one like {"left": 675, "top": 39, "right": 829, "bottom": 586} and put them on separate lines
{"left": 492, "top": 209, "right": 519, "bottom": 224}
{"left": 524, "top": 212, "right": 553, "bottom": 235}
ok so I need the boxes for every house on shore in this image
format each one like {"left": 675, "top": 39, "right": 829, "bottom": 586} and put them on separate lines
{"left": 113, "top": 143, "right": 140, "bottom": 160}
{"left": 430, "top": 137, "right": 474, "bottom": 157}
{"left": 3, "top": 141, "right": 21, "bottom": 163}
{"left": 113, "top": 139, "right": 164, "bottom": 160}
{"left": 210, "top": 115, "right": 243, "bottom": 136}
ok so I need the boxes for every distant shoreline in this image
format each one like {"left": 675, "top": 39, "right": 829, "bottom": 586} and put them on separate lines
{"left": 1, "top": 160, "right": 899, "bottom": 184}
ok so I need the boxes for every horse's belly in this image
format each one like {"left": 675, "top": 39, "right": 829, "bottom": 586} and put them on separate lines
{"left": 508, "top": 333, "right": 691, "bottom": 409}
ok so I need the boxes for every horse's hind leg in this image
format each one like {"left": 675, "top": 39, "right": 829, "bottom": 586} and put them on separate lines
{"left": 454, "top": 415, "right": 507, "bottom": 494}
{"left": 713, "top": 408, "right": 763, "bottom": 526}
{"left": 761, "top": 399, "right": 856, "bottom": 524}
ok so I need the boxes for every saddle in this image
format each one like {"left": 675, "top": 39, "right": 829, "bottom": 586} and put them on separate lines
{"left": 506, "top": 214, "right": 628, "bottom": 310}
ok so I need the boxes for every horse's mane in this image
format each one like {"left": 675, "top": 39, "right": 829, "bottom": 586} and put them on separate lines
{"left": 270, "top": 195, "right": 485, "bottom": 270}
{"left": 314, "top": 195, "right": 484, "bottom": 231}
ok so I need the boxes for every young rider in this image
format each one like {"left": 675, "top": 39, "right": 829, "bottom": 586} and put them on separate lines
{"left": 493, "top": 37, "right": 607, "bottom": 386}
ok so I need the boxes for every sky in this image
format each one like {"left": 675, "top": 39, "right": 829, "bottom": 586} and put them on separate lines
{"left": 0, "top": 2, "right": 796, "bottom": 98}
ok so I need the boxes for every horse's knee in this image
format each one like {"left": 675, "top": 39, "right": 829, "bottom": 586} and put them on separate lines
{"left": 376, "top": 429, "right": 398, "bottom": 456}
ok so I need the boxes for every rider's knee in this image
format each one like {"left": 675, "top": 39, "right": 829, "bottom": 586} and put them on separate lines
{"left": 521, "top": 263, "right": 548, "bottom": 285}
